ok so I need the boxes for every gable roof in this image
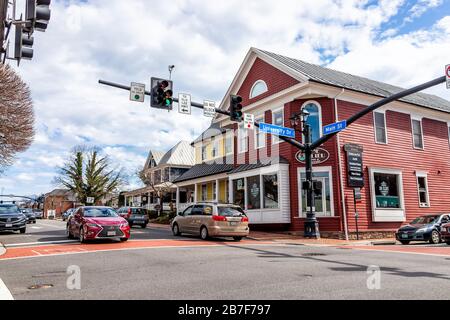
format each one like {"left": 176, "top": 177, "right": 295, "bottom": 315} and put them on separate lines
{"left": 255, "top": 48, "right": 450, "bottom": 114}
{"left": 192, "top": 122, "right": 227, "bottom": 145}
{"left": 173, "top": 163, "right": 235, "bottom": 183}
{"left": 218, "top": 47, "right": 450, "bottom": 115}
{"left": 159, "top": 141, "right": 195, "bottom": 167}
{"left": 144, "top": 151, "right": 165, "bottom": 169}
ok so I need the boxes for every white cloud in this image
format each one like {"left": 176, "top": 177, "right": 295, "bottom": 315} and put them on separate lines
{"left": 2, "top": 0, "right": 449, "bottom": 196}
{"left": 408, "top": 0, "right": 443, "bottom": 21}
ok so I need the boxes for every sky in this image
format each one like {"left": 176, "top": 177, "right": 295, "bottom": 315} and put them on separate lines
{"left": 1, "top": 0, "right": 450, "bottom": 197}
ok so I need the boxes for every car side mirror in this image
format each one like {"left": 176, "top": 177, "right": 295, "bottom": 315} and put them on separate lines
{"left": 178, "top": 212, "right": 183, "bottom": 216}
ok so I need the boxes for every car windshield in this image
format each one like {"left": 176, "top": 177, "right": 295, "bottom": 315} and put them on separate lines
{"left": 411, "top": 215, "right": 440, "bottom": 225}
{"left": 132, "top": 208, "right": 147, "bottom": 215}
{"left": 0, "top": 205, "right": 20, "bottom": 215}
{"left": 84, "top": 208, "right": 118, "bottom": 218}
{"left": 218, "top": 206, "right": 245, "bottom": 217}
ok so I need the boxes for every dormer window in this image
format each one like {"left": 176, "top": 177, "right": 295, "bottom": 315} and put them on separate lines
{"left": 250, "top": 80, "right": 268, "bottom": 99}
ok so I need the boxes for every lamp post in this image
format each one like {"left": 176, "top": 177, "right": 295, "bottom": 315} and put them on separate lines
{"left": 290, "top": 109, "right": 320, "bottom": 239}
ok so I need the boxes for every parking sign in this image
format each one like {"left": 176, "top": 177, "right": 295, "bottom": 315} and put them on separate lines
{"left": 244, "top": 113, "right": 255, "bottom": 130}
{"left": 446, "top": 65, "right": 450, "bottom": 89}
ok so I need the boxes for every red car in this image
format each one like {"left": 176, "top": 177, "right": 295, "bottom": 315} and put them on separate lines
{"left": 441, "top": 223, "right": 450, "bottom": 245}
{"left": 66, "top": 206, "right": 130, "bottom": 243}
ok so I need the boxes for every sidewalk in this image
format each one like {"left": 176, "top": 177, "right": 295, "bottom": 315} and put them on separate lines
{"left": 149, "top": 223, "right": 397, "bottom": 246}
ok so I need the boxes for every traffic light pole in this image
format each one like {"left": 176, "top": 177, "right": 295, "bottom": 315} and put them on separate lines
{"left": 99, "top": 75, "right": 447, "bottom": 240}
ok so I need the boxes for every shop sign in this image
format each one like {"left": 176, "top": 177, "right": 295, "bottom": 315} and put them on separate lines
{"left": 295, "top": 148, "right": 330, "bottom": 165}
{"left": 344, "top": 144, "right": 364, "bottom": 188}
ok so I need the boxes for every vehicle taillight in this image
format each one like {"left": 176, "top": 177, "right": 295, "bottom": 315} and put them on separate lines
{"left": 212, "top": 215, "right": 227, "bottom": 222}
{"left": 241, "top": 216, "right": 249, "bottom": 222}
{"left": 127, "top": 208, "right": 131, "bottom": 218}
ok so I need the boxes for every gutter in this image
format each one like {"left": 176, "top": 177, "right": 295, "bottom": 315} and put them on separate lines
{"left": 333, "top": 88, "right": 349, "bottom": 241}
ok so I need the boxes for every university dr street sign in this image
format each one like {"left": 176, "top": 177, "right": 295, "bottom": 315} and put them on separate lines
{"left": 259, "top": 123, "right": 295, "bottom": 138}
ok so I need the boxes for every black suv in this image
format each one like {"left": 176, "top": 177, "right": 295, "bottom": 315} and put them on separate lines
{"left": 117, "top": 207, "right": 149, "bottom": 228}
{"left": 0, "top": 204, "right": 27, "bottom": 234}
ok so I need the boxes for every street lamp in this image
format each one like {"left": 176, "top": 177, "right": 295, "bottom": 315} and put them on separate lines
{"left": 290, "top": 108, "right": 320, "bottom": 239}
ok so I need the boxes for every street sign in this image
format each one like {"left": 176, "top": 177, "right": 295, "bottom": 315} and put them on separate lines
{"left": 243, "top": 113, "right": 254, "bottom": 130}
{"left": 86, "top": 197, "right": 95, "bottom": 204}
{"left": 323, "top": 120, "right": 347, "bottom": 136}
{"left": 258, "top": 123, "right": 295, "bottom": 138}
{"left": 178, "top": 93, "right": 191, "bottom": 115}
{"left": 446, "top": 65, "right": 450, "bottom": 89}
{"left": 295, "top": 148, "right": 330, "bottom": 165}
{"left": 344, "top": 144, "right": 364, "bottom": 188}
{"left": 203, "top": 100, "right": 216, "bottom": 118}
{"left": 130, "top": 82, "right": 145, "bottom": 102}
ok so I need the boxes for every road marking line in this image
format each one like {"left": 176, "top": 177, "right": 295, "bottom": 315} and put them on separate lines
{"left": 5, "top": 240, "right": 79, "bottom": 248}
{"left": 31, "top": 250, "right": 43, "bottom": 256}
{"left": 0, "top": 279, "right": 13, "bottom": 300}
{"left": 345, "top": 247, "right": 450, "bottom": 258}
{"left": 35, "top": 222, "right": 65, "bottom": 229}
{"left": 31, "top": 226, "right": 43, "bottom": 229}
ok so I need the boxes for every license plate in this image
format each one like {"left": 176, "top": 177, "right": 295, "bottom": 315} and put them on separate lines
{"left": 401, "top": 234, "right": 408, "bottom": 239}
{"left": 107, "top": 231, "right": 116, "bottom": 236}
{"left": 230, "top": 222, "right": 238, "bottom": 226}
{"left": 5, "top": 224, "right": 12, "bottom": 228}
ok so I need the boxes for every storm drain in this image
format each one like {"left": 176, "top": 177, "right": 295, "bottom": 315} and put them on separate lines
{"left": 28, "top": 284, "right": 53, "bottom": 290}
{"left": 301, "top": 253, "right": 327, "bottom": 257}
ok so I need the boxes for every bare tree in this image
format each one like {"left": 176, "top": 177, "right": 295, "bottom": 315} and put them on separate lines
{"left": 138, "top": 167, "right": 173, "bottom": 216}
{"left": 0, "top": 64, "right": 35, "bottom": 173}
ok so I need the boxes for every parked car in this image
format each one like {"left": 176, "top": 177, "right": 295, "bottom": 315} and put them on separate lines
{"left": 0, "top": 204, "right": 27, "bottom": 234}
{"left": 116, "top": 207, "right": 149, "bottom": 228}
{"left": 396, "top": 214, "right": 450, "bottom": 245}
{"left": 21, "top": 208, "right": 36, "bottom": 224}
{"left": 66, "top": 206, "right": 130, "bottom": 243}
{"left": 33, "top": 210, "right": 43, "bottom": 219}
{"left": 62, "top": 208, "right": 75, "bottom": 221}
{"left": 171, "top": 202, "right": 250, "bottom": 241}
{"left": 440, "top": 222, "right": 450, "bottom": 245}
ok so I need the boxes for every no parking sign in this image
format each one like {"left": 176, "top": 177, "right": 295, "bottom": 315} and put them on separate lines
{"left": 446, "top": 65, "right": 450, "bottom": 89}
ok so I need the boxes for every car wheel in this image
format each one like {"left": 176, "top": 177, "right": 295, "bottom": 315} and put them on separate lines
{"left": 172, "top": 223, "right": 180, "bottom": 236}
{"left": 142, "top": 224, "right": 147, "bottom": 229}
{"left": 79, "top": 227, "right": 86, "bottom": 243}
{"left": 19, "top": 228, "right": 26, "bottom": 234}
{"left": 446, "top": 241, "right": 450, "bottom": 245}
{"left": 120, "top": 238, "right": 128, "bottom": 242}
{"left": 400, "top": 240, "right": 410, "bottom": 245}
{"left": 429, "top": 230, "right": 441, "bottom": 244}
{"left": 200, "top": 226, "right": 209, "bottom": 240}
{"left": 33, "top": 221, "right": 36, "bottom": 224}
{"left": 233, "top": 236, "right": 243, "bottom": 242}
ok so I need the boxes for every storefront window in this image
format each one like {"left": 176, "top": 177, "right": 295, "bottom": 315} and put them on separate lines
{"left": 374, "top": 173, "right": 400, "bottom": 209}
{"left": 247, "top": 176, "right": 261, "bottom": 210}
{"left": 300, "top": 171, "right": 332, "bottom": 217}
{"left": 233, "top": 179, "right": 245, "bottom": 208}
{"left": 263, "top": 174, "right": 278, "bottom": 209}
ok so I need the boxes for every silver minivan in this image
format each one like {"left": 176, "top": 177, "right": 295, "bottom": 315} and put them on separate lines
{"left": 171, "top": 202, "right": 250, "bottom": 241}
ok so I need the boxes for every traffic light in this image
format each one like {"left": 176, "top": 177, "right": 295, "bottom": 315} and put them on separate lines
{"left": 14, "top": 25, "right": 34, "bottom": 64}
{"left": 150, "top": 78, "right": 173, "bottom": 110}
{"left": 26, "top": 0, "right": 51, "bottom": 32}
{"left": 230, "top": 95, "right": 243, "bottom": 122}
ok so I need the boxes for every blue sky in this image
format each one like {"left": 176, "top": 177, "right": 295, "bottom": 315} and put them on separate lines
{"left": 1, "top": 0, "right": 450, "bottom": 198}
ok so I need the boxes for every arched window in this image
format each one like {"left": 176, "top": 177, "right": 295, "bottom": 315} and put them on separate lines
{"left": 302, "top": 101, "right": 322, "bottom": 143}
{"left": 250, "top": 80, "right": 268, "bottom": 99}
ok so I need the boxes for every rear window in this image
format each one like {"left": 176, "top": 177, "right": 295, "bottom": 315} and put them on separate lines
{"left": 218, "top": 206, "right": 245, "bottom": 217}
{"left": 132, "top": 208, "right": 147, "bottom": 215}
{"left": 0, "top": 205, "right": 20, "bottom": 215}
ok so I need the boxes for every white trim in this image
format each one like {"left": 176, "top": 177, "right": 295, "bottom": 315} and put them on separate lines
{"left": 272, "top": 107, "right": 284, "bottom": 145}
{"left": 250, "top": 80, "right": 268, "bottom": 99}
{"left": 411, "top": 118, "right": 425, "bottom": 150}
{"left": 238, "top": 122, "right": 248, "bottom": 153}
{"left": 368, "top": 167, "right": 406, "bottom": 222}
{"left": 297, "top": 166, "right": 335, "bottom": 218}
{"left": 415, "top": 171, "right": 430, "bottom": 208}
{"left": 254, "top": 114, "right": 266, "bottom": 149}
{"left": 373, "top": 111, "right": 388, "bottom": 145}
{"left": 301, "top": 100, "right": 323, "bottom": 142}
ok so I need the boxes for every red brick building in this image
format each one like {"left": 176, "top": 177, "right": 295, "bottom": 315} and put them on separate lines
{"left": 174, "top": 48, "right": 450, "bottom": 239}
{"left": 43, "top": 189, "right": 76, "bottom": 219}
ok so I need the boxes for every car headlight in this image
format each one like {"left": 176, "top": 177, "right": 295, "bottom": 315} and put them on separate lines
{"left": 86, "top": 223, "right": 100, "bottom": 228}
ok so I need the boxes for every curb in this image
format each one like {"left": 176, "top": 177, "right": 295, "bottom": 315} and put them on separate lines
{"left": 0, "top": 242, "right": 6, "bottom": 257}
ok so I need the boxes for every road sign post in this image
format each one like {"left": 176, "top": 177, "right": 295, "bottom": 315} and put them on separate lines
{"left": 130, "top": 82, "right": 145, "bottom": 102}
{"left": 178, "top": 93, "right": 191, "bottom": 115}
{"left": 243, "top": 113, "right": 254, "bottom": 130}
{"left": 323, "top": 120, "right": 347, "bottom": 136}
{"left": 259, "top": 122, "right": 295, "bottom": 138}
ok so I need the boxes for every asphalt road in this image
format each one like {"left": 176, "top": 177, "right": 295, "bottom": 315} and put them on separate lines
{"left": 1, "top": 220, "right": 450, "bottom": 300}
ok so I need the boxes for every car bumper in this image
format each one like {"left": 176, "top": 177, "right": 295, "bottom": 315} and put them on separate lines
{"left": 0, "top": 222, "right": 27, "bottom": 231}
{"left": 127, "top": 218, "right": 149, "bottom": 225}
{"left": 396, "top": 231, "right": 432, "bottom": 241}
{"left": 84, "top": 226, "right": 131, "bottom": 240}
{"left": 208, "top": 226, "right": 250, "bottom": 237}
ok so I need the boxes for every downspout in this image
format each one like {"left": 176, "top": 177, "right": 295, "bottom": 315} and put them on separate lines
{"left": 333, "top": 89, "right": 349, "bottom": 241}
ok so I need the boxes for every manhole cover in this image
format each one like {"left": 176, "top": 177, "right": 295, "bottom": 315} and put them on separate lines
{"left": 28, "top": 284, "right": 53, "bottom": 290}
{"left": 302, "top": 253, "right": 326, "bottom": 257}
